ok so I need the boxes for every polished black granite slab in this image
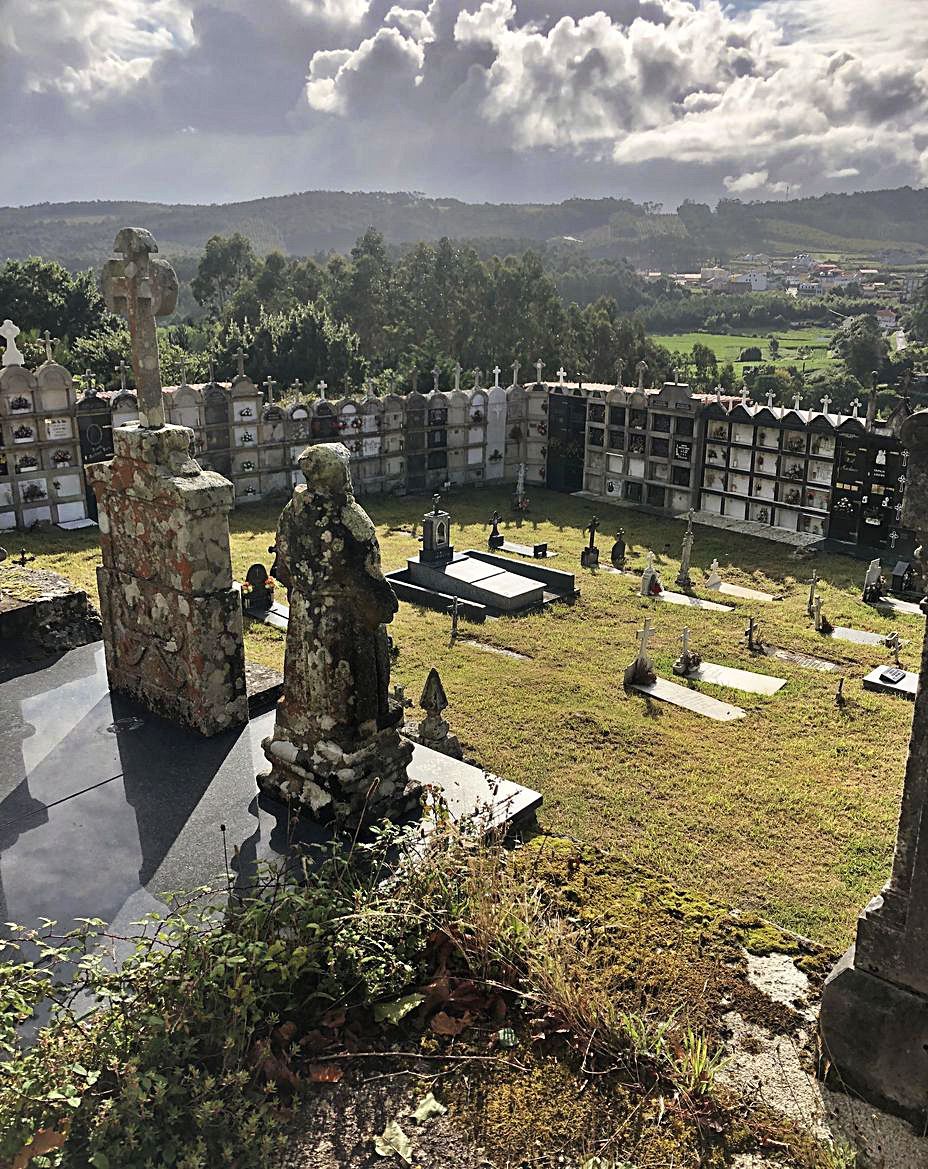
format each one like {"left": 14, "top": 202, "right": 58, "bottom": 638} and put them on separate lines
{"left": 0, "top": 643, "right": 540, "bottom": 936}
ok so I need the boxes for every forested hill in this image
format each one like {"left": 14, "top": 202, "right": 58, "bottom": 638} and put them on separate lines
{"left": 2, "top": 185, "right": 928, "bottom": 272}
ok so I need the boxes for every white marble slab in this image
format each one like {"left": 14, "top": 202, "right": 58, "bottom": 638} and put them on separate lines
{"left": 874, "top": 597, "right": 924, "bottom": 617}
{"left": 683, "top": 661, "right": 787, "bottom": 695}
{"left": 862, "top": 667, "right": 918, "bottom": 699}
{"left": 714, "top": 582, "right": 776, "bottom": 603}
{"left": 57, "top": 517, "right": 97, "bottom": 530}
{"left": 630, "top": 677, "right": 745, "bottom": 721}
{"left": 766, "top": 647, "right": 838, "bottom": 672}
{"left": 657, "top": 590, "right": 734, "bottom": 613}
{"left": 459, "top": 638, "right": 530, "bottom": 660}
{"left": 827, "top": 626, "right": 886, "bottom": 646}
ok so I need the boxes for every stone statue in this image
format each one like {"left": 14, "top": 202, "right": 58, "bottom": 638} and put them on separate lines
{"left": 258, "top": 443, "right": 417, "bottom": 824}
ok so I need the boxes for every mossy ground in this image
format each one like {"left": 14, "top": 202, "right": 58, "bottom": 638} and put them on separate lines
{"left": 14, "top": 485, "right": 917, "bottom": 951}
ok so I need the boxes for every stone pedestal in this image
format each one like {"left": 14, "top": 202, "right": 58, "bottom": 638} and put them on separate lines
{"left": 87, "top": 423, "right": 247, "bottom": 736}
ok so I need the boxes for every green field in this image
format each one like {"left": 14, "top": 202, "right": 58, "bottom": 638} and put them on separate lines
{"left": 15, "top": 485, "right": 917, "bottom": 951}
{"left": 652, "top": 326, "right": 837, "bottom": 373}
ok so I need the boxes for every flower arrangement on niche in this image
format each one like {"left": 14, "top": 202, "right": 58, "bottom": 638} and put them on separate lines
{"left": 12, "top": 425, "right": 34, "bottom": 442}
{"left": 52, "top": 449, "right": 72, "bottom": 466}
{"left": 21, "top": 482, "right": 47, "bottom": 502}
{"left": 239, "top": 406, "right": 254, "bottom": 418}
{"left": 16, "top": 455, "right": 38, "bottom": 471}
{"left": 10, "top": 395, "right": 31, "bottom": 413}
{"left": 240, "top": 431, "right": 255, "bottom": 444}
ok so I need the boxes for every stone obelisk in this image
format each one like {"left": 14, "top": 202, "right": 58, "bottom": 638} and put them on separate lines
{"left": 87, "top": 228, "right": 246, "bottom": 735}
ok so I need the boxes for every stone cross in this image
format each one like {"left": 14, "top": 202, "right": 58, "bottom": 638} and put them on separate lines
{"left": 116, "top": 360, "right": 128, "bottom": 392}
{"left": 83, "top": 369, "right": 97, "bottom": 397}
{"left": 101, "top": 228, "right": 178, "bottom": 428}
{"left": 42, "top": 330, "right": 57, "bottom": 363}
{"left": 493, "top": 365, "right": 501, "bottom": 388}
{"left": 263, "top": 377, "right": 276, "bottom": 404}
{"left": 740, "top": 386, "right": 749, "bottom": 404}
{"left": 716, "top": 387, "right": 723, "bottom": 404}
{"left": 636, "top": 617, "right": 654, "bottom": 667}
{"left": 512, "top": 360, "right": 520, "bottom": 386}
{"left": 474, "top": 369, "right": 482, "bottom": 390}
{"left": 807, "top": 569, "right": 818, "bottom": 617}
{"left": 292, "top": 379, "right": 304, "bottom": 396}
{"left": 432, "top": 493, "right": 441, "bottom": 515}
{"left": 850, "top": 397, "right": 861, "bottom": 417}
{"left": 615, "top": 358, "right": 625, "bottom": 387}
{"left": 765, "top": 389, "right": 775, "bottom": 407}
{"left": 207, "top": 356, "right": 216, "bottom": 384}
{"left": 432, "top": 366, "right": 441, "bottom": 392}
{"left": 410, "top": 370, "right": 418, "bottom": 393}
{"left": 637, "top": 360, "right": 648, "bottom": 391}
{"left": 453, "top": 362, "right": 462, "bottom": 391}
{"left": 681, "top": 626, "right": 691, "bottom": 657}
{"left": 178, "top": 358, "right": 188, "bottom": 386}
{"left": 793, "top": 392, "right": 802, "bottom": 410}
{"left": 676, "top": 510, "right": 695, "bottom": 588}
{"left": 556, "top": 366, "right": 567, "bottom": 385}
{"left": 0, "top": 320, "right": 24, "bottom": 368}
{"left": 235, "top": 348, "right": 246, "bottom": 378}
{"left": 536, "top": 359, "right": 544, "bottom": 383}
{"left": 318, "top": 380, "right": 327, "bottom": 399}
{"left": 821, "top": 395, "right": 832, "bottom": 415}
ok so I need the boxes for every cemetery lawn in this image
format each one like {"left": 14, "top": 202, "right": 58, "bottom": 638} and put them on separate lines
{"left": 651, "top": 327, "right": 836, "bottom": 373}
{"left": 18, "top": 486, "right": 916, "bottom": 952}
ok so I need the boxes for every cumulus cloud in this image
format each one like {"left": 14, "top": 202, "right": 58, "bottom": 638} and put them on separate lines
{"left": 0, "top": 0, "right": 926, "bottom": 208}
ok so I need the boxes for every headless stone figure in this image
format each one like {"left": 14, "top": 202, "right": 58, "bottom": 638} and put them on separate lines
{"left": 259, "top": 443, "right": 416, "bottom": 824}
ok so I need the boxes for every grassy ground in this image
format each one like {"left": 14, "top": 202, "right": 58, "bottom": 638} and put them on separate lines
{"left": 652, "top": 327, "right": 836, "bottom": 374}
{"left": 14, "top": 486, "right": 918, "bottom": 951}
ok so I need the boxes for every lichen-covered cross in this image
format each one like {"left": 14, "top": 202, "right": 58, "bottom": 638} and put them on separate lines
{"left": 101, "top": 228, "right": 178, "bottom": 428}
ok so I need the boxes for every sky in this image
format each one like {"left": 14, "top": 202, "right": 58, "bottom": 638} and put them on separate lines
{"left": 1, "top": 0, "right": 927, "bottom": 210}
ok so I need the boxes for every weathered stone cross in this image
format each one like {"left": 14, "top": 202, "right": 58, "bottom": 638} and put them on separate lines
{"left": 318, "top": 380, "right": 327, "bottom": 399}
{"left": 636, "top": 360, "right": 647, "bottom": 391}
{"left": 432, "top": 366, "right": 441, "bottom": 392}
{"left": 263, "top": 377, "right": 276, "bottom": 404}
{"left": 493, "top": 365, "right": 501, "bottom": 388}
{"left": 453, "top": 362, "right": 462, "bottom": 391}
{"left": 765, "top": 389, "right": 775, "bottom": 407}
{"left": 636, "top": 617, "right": 654, "bottom": 666}
{"left": 512, "top": 360, "right": 520, "bottom": 385}
{"left": 116, "top": 360, "right": 128, "bottom": 392}
{"left": 42, "top": 330, "right": 57, "bottom": 363}
{"left": 0, "top": 319, "right": 24, "bottom": 368}
{"left": 235, "top": 348, "right": 246, "bottom": 378}
{"left": 820, "top": 395, "right": 832, "bottom": 414}
{"left": 536, "top": 359, "right": 544, "bottom": 383}
{"left": 616, "top": 358, "right": 625, "bottom": 387}
{"left": 850, "top": 397, "right": 861, "bottom": 417}
{"left": 101, "top": 228, "right": 178, "bottom": 428}
{"left": 556, "top": 366, "right": 567, "bottom": 385}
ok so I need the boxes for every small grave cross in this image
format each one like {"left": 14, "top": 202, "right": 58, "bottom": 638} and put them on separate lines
{"left": 850, "top": 397, "right": 861, "bottom": 418}
{"left": 116, "top": 360, "right": 128, "bottom": 392}
{"left": 889, "top": 530, "right": 899, "bottom": 549}
{"left": 292, "top": 379, "right": 303, "bottom": 396}
{"left": 493, "top": 365, "right": 501, "bottom": 388}
{"left": 101, "top": 228, "right": 178, "bottom": 427}
{"left": 792, "top": 392, "right": 802, "bottom": 410}
{"left": 765, "top": 389, "right": 775, "bottom": 407}
{"left": 636, "top": 360, "right": 648, "bottom": 390}
{"left": 512, "top": 359, "right": 520, "bottom": 385}
{"left": 83, "top": 369, "right": 97, "bottom": 397}
{"left": 745, "top": 615, "right": 758, "bottom": 651}
{"left": 586, "top": 514, "right": 599, "bottom": 550}
{"left": 318, "top": 380, "right": 327, "bottom": 399}
{"left": 807, "top": 569, "right": 818, "bottom": 617}
{"left": 453, "top": 361, "right": 462, "bottom": 391}
{"left": 820, "top": 395, "right": 832, "bottom": 415}
{"left": 636, "top": 617, "right": 654, "bottom": 666}
{"left": 432, "top": 366, "right": 441, "bottom": 392}
{"left": 42, "top": 330, "right": 57, "bottom": 363}
{"left": 556, "top": 366, "right": 567, "bottom": 385}
{"left": 263, "top": 377, "right": 277, "bottom": 404}
{"left": 448, "top": 595, "right": 460, "bottom": 641}
{"left": 234, "top": 348, "right": 246, "bottom": 378}
{"left": 474, "top": 368, "right": 483, "bottom": 389}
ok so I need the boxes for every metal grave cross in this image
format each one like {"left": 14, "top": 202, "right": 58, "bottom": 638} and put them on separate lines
{"left": 101, "top": 228, "right": 178, "bottom": 427}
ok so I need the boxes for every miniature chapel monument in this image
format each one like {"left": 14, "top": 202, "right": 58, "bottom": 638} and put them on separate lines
{"left": 258, "top": 443, "right": 417, "bottom": 824}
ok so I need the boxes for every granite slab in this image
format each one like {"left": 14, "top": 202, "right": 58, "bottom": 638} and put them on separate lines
{"left": 862, "top": 667, "right": 918, "bottom": 699}
{"left": 657, "top": 590, "right": 734, "bottom": 613}
{"left": 764, "top": 647, "right": 839, "bottom": 672}
{"left": 498, "top": 541, "right": 556, "bottom": 559}
{"left": 827, "top": 626, "right": 886, "bottom": 646}
{"left": 0, "top": 642, "right": 540, "bottom": 936}
{"left": 713, "top": 583, "right": 777, "bottom": 603}
{"left": 681, "top": 661, "right": 786, "bottom": 695}
{"left": 630, "top": 677, "right": 746, "bottom": 721}
{"left": 874, "top": 597, "right": 924, "bottom": 617}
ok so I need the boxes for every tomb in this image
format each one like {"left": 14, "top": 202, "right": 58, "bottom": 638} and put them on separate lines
{"left": 624, "top": 618, "right": 746, "bottom": 721}
{"left": 862, "top": 666, "right": 918, "bottom": 699}
{"left": 388, "top": 494, "right": 577, "bottom": 618}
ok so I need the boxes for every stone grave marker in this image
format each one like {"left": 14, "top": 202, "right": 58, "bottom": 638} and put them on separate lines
{"left": 675, "top": 510, "right": 695, "bottom": 589}
{"left": 243, "top": 563, "right": 274, "bottom": 612}
{"left": 416, "top": 667, "right": 463, "bottom": 759}
{"left": 580, "top": 515, "right": 600, "bottom": 569}
{"left": 675, "top": 623, "right": 786, "bottom": 694}
{"left": 488, "top": 510, "right": 505, "bottom": 548}
{"left": 610, "top": 528, "right": 626, "bottom": 569}
{"left": 258, "top": 443, "right": 417, "bottom": 826}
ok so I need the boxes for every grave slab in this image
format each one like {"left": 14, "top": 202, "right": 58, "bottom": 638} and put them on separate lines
{"left": 862, "top": 667, "right": 918, "bottom": 699}
{"left": 682, "top": 661, "right": 787, "bottom": 695}
{"left": 714, "top": 583, "right": 777, "bottom": 603}
{"left": 458, "top": 638, "right": 530, "bottom": 660}
{"left": 656, "top": 590, "right": 734, "bottom": 613}
{"left": 499, "top": 540, "right": 555, "bottom": 559}
{"left": 0, "top": 642, "right": 540, "bottom": 935}
{"left": 827, "top": 626, "right": 886, "bottom": 646}
{"left": 874, "top": 597, "right": 924, "bottom": 617}
{"left": 630, "top": 677, "right": 746, "bottom": 721}
{"left": 764, "top": 647, "right": 839, "bottom": 672}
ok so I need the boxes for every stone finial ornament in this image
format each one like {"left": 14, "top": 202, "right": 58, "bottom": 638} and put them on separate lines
{"left": 417, "top": 667, "right": 463, "bottom": 760}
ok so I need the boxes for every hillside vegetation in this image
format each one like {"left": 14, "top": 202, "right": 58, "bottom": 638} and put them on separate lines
{"left": 3, "top": 185, "right": 928, "bottom": 273}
